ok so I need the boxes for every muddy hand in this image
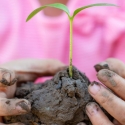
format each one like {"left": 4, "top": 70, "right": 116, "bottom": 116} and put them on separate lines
{"left": 0, "top": 59, "right": 65, "bottom": 83}
{"left": 86, "top": 58, "right": 125, "bottom": 125}
{"left": 0, "top": 68, "right": 31, "bottom": 125}
{"left": 0, "top": 59, "right": 64, "bottom": 125}
{"left": 94, "top": 58, "right": 125, "bottom": 78}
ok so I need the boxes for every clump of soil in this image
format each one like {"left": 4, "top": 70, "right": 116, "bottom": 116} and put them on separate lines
{"left": 4, "top": 67, "right": 95, "bottom": 125}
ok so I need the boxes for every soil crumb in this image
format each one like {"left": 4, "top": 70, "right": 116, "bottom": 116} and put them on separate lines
{"left": 4, "top": 67, "right": 93, "bottom": 125}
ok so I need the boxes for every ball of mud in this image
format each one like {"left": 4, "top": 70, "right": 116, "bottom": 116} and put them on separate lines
{"left": 4, "top": 67, "right": 93, "bottom": 125}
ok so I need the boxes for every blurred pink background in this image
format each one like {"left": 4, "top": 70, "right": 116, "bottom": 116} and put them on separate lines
{"left": 0, "top": 0, "right": 125, "bottom": 81}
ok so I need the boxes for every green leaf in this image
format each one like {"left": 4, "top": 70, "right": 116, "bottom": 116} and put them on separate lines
{"left": 73, "top": 3, "right": 118, "bottom": 18}
{"left": 26, "top": 3, "right": 70, "bottom": 22}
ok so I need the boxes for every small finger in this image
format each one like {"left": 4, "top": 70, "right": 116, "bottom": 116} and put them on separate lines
{"left": 94, "top": 58, "right": 125, "bottom": 78}
{"left": 0, "top": 68, "right": 17, "bottom": 87}
{"left": 0, "top": 98, "right": 31, "bottom": 116}
{"left": 86, "top": 102, "right": 113, "bottom": 125}
{"left": 97, "top": 69, "right": 125, "bottom": 100}
{"left": 0, "top": 123, "right": 24, "bottom": 125}
{"left": 88, "top": 81, "right": 125, "bottom": 125}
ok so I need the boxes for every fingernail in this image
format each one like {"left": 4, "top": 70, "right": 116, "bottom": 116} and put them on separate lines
{"left": 16, "top": 101, "right": 31, "bottom": 113}
{"left": 2, "top": 72, "right": 12, "bottom": 85}
{"left": 10, "top": 78, "right": 18, "bottom": 85}
{"left": 97, "top": 70, "right": 106, "bottom": 82}
{"left": 86, "top": 102, "right": 99, "bottom": 116}
{"left": 97, "top": 69, "right": 114, "bottom": 81}
{"left": 88, "top": 81, "right": 101, "bottom": 95}
{"left": 98, "top": 70, "right": 116, "bottom": 87}
{"left": 0, "top": 78, "right": 9, "bottom": 86}
{"left": 0, "top": 74, "right": 10, "bottom": 86}
{"left": 94, "top": 62, "right": 109, "bottom": 72}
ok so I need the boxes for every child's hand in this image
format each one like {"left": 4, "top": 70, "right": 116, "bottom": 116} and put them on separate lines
{"left": 0, "top": 59, "right": 64, "bottom": 125}
{"left": 86, "top": 58, "right": 125, "bottom": 125}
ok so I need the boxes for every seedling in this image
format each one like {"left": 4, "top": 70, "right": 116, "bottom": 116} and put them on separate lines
{"left": 26, "top": 3, "right": 117, "bottom": 78}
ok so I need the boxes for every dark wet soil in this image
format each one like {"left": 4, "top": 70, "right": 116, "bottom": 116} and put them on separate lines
{"left": 3, "top": 67, "right": 110, "bottom": 125}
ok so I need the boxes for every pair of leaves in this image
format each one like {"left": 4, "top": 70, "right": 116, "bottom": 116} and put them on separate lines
{"left": 26, "top": 3, "right": 118, "bottom": 22}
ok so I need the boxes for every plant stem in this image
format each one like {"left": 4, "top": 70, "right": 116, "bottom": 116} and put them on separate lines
{"left": 69, "top": 18, "right": 73, "bottom": 78}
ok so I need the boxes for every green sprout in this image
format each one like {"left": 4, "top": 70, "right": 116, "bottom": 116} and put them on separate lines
{"left": 26, "top": 3, "right": 117, "bottom": 78}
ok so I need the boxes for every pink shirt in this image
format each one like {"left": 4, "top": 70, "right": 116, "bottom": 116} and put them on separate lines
{"left": 0, "top": 0, "right": 125, "bottom": 81}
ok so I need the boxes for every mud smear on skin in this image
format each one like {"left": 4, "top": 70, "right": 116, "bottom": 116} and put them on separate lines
{"left": 3, "top": 67, "right": 111, "bottom": 125}
{"left": 104, "top": 70, "right": 117, "bottom": 87}
{"left": 17, "top": 101, "right": 30, "bottom": 112}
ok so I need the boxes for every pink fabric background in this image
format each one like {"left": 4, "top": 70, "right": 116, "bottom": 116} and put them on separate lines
{"left": 0, "top": 0, "right": 125, "bottom": 81}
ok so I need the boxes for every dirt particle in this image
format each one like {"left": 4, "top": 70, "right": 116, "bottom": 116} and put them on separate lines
{"left": 6, "top": 100, "right": 10, "bottom": 105}
{"left": 101, "top": 91, "right": 109, "bottom": 98}
{"left": 109, "top": 79, "right": 117, "bottom": 87}
{"left": 94, "top": 64, "right": 110, "bottom": 72}
{"left": 105, "top": 70, "right": 115, "bottom": 78}
{"left": 105, "top": 71, "right": 117, "bottom": 87}
{"left": 90, "top": 81, "right": 99, "bottom": 86}
{"left": 16, "top": 101, "right": 30, "bottom": 112}
{"left": 101, "top": 91, "right": 113, "bottom": 103}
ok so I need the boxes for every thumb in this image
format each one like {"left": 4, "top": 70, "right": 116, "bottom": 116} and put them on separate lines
{"left": 0, "top": 59, "right": 65, "bottom": 83}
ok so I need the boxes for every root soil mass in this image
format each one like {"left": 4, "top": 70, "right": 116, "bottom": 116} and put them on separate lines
{"left": 4, "top": 67, "right": 101, "bottom": 125}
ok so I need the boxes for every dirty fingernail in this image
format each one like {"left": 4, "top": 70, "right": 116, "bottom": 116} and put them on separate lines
{"left": 10, "top": 78, "right": 18, "bottom": 85}
{"left": 97, "top": 70, "right": 108, "bottom": 82}
{"left": 94, "top": 62, "right": 109, "bottom": 72}
{"left": 98, "top": 70, "right": 117, "bottom": 87}
{"left": 16, "top": 101, "right": 31, "bottom": 113}
{"left": 86, "top": 102, "right": 99, "bottom": 116}
{"left": 0, "top": 78, "right": 8, "bottom": 86}
{"left": 88, "top": 81, "right": 101, "bottom": 95}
